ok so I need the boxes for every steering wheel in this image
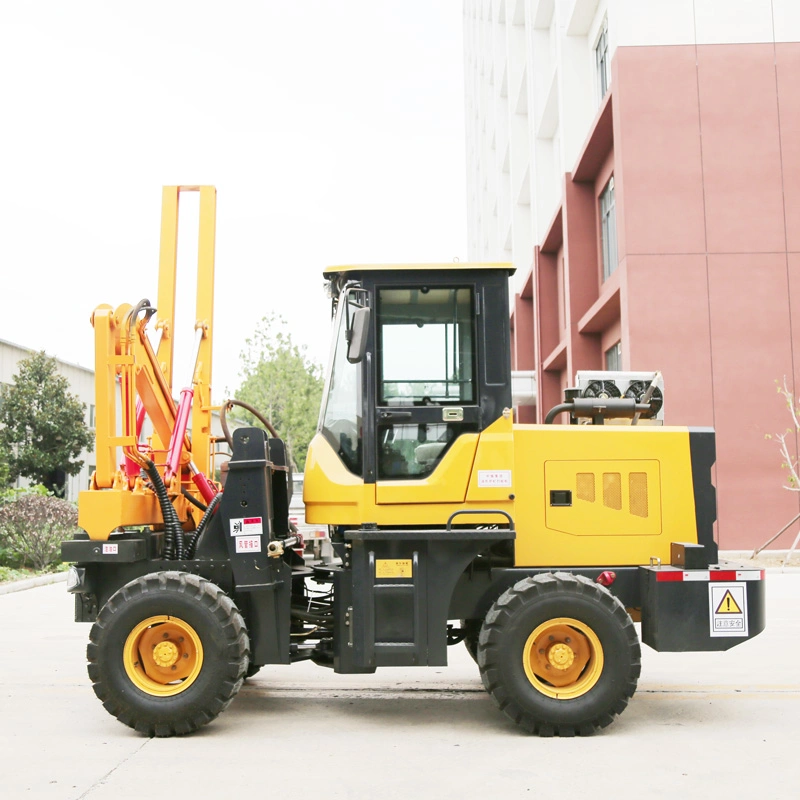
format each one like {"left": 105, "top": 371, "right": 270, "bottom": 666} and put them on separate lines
{"left": 220, "top": 398, "right": 279, "bottom": 448}
{"left": 220, "top": 399, "right": 294, "bottom": 506}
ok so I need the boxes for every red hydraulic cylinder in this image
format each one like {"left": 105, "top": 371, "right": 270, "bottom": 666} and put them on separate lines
{"left": 165, "top": 388, "right": 193, "bottom": 481}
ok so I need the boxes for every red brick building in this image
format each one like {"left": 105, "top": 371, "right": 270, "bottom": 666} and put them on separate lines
{"left": 464, "top": 0, "right": 800, "bottom": 550}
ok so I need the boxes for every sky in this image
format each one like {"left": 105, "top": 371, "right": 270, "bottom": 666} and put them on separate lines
{"left": 0, "top": 1, "right": 468, "bottom": 401}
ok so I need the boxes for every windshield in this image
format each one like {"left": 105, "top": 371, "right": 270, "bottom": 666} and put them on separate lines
{"left": 319, "top": 293, "right": 363, "bottom": 475}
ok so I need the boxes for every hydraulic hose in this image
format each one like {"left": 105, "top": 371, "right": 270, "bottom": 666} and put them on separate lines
{"left": 185, "top": 492, "right": 222, "bottom": 559}
{"left": 181, "top": 488, "right": 208, "bottom": 513}
{"left": 142, "top": 461, "right": 185, "bottom": 560}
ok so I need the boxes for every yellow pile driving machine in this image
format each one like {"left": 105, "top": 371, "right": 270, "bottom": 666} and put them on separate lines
{"left": 62, "top": 187, "right": 765, "bottom": 737}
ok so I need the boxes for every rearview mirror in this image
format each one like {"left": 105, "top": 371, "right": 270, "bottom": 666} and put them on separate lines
{"left": 347, "top": 306, "right": 370, "bottom": 364}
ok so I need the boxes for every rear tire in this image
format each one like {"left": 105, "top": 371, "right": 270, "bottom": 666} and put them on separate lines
{"left": 87, "top": 571, "right": 249, "bottom": 737}
{"left": 478, "top": 572, "right": 640, "bottom": 736}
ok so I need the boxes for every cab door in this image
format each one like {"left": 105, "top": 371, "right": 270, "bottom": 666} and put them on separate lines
{"left": 373, "top": 284, "right": 480, "bottom": 504}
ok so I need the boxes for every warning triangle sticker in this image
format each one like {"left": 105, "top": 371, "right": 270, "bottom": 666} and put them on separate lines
{"left": 715, "top": 590, "right": 742, "bottom": 615}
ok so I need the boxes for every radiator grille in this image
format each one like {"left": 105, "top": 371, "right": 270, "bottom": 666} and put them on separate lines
{"left": 576, "top": 472, "right": 595, "bottom": 502}
{"left": 629, "top": 472, "right": 649, "bottom": 517}
{"left": 603, "top": 473, "right": 622, "bottom": 510}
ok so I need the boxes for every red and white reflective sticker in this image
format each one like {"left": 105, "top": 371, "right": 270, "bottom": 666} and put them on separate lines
{"left": 102, "top": 543, "right": 118, "bottom": 555}
{"left": 230, "top": 517, "right": 263, "bottom": 537}
{"left": 234, "top": 536, "right": 262, "bottom": 554}
{"left": 655, "top": 568, "right": 764, "bottom": 582}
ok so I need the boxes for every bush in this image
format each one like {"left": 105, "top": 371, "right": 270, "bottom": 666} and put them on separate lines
{"left": 0, "top": 491, "right": 79, "bottom": 571}
{"left": 0, "top": 566, "right": 29, "bottom": 583}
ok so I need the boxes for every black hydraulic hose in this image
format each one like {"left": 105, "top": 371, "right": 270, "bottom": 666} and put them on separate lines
{"left": 290, "top": 608, "right": 334, "bottom": 624}
{"left": 143, "top": 461, "right": 185, "bottom": 560}
{"left": 185, "top": 492, "right": 222, "bottom": 559}
{"left": 181, "top": 488, "right": 208, "bottom": 513}
{"left": 128, "top": 299, "right": 156, "bottom": 334}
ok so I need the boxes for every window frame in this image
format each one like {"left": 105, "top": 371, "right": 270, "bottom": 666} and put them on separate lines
{"left": 600, "top": 175, "right": 618, "bottom": 281}
{"left": 595, "top": 18, "right": 610, "bottom": 104}
{"left": 605, "top": 341, "right": 622, "bottom": 372}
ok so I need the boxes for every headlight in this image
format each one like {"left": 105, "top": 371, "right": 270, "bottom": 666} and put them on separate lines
{"left": 66, "top": 566, "right": 85, "bottom": 593}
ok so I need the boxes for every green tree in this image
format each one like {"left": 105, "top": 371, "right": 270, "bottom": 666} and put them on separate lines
{"left": 0, "top": 444, "right": 10, "bottom": 489}
{"left": 235, "top": 315, "right": 324, "bottom": 471}
{"left": 0, "top": 351, "right": 93, "bottom": 495}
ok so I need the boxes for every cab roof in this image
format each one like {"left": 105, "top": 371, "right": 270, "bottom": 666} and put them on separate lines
{"left": 322, "top": 262, "right": 515, "bottom": 278}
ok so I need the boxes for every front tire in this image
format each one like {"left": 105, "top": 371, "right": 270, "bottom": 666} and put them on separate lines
{"left": 478, "top": 572, "right": 640, "bottom": 736}
{"left": 87, "top": 571, "right": 249, "bottom": 737}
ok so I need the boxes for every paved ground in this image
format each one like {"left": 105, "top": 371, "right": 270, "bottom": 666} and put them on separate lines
{"left": 1, "top": 571, "right": 798, "bottom": 800}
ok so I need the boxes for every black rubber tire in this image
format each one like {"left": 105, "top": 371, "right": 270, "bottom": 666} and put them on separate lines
{"left": 87, "top": 571, "right": 249, "bottom": 737}
{"left": 478, "top": 572, "right": 640, "bottom": 736}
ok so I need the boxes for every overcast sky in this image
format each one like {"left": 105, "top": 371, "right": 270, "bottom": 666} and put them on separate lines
{"left": 0, "top": 1, "right": 468, "bottom": 400}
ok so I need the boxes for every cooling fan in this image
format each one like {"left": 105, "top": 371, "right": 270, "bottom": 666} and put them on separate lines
{"left": 581, "top": 380, "right": 621, "bottom": 400}
{"left": 624, "top": 380, "right": 664, "bottom": 419}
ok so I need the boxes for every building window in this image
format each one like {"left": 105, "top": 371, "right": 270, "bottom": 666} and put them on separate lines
{"left": 595, "top": 19, "right": 610, "bottom": 102}
{"left": 88, "top": 404, "right": 96, "bottom": 428}
{"left": 600, "top": 176, "right": 618, "bottom": 280}
{"left": 605, "top": 342, "right": 622, "bottom": 372}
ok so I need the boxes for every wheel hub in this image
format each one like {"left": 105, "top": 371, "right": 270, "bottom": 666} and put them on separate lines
{"left": 547, "top": 642, "right": 575, "bottom": 670}
{"left": 123, "top": 615, "right": 203, "bottom": 697}
{"left": 152, "top": 640, "right": 180, "bottom": 668}
{"left": 522, "top": 617, "right": 604, "bottom": 699}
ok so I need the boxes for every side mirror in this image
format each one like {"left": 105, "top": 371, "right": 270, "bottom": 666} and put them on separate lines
{"left": 347, "top": 306, "right": 370, "bottom": 364}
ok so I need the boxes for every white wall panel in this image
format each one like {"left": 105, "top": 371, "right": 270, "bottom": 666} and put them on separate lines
{"left": 773, "top": 0, "right": 800, "bottom": 43}
{"left": 694, "top": 0, "right": 774, "bottom": 45}
{"left": 611, "top": 0, "right": 695, "bottom": 48}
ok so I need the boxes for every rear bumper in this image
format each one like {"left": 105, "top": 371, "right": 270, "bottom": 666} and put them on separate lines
{"left": 640, "top": 562, "right": 766, "bottom": 651}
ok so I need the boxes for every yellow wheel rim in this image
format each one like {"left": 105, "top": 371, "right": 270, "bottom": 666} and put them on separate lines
{"left": 123, "top": 615, "right": 203, "bottom": 697}
{"left": 522, "top": 617, "right": 603, "bottom": 699}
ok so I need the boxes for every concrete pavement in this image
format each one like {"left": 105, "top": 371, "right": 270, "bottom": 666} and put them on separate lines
{"left": 1, "top": 572, "right": 798, "bottom": 800}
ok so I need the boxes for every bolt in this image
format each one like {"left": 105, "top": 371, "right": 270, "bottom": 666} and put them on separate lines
{"left": 178, "top": 636, "right": 184, "bottom": 643}
{"left": 565, "top": 637, "right": 571, "bottom": 644}
{"left": 549, "top": 635, "right": 555, "bottom": 641}
{"left": 171, "top": 665, "right": 177, "bottom": 671}
{"left": 183, "top": 653, "right": 189, "bottom": 659}
{"left": 545, "top": 664, "right": 551, "bottom": 670}
{"left": 163, "top": 632, "right": 169, "bottom": 639}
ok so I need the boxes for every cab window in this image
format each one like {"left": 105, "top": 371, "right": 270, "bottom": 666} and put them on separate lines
{"left": 378, "top": 287, "right": 474, "bottom": 405}
{"left": 320, "top": 294, "right": 362, "bottom": 475}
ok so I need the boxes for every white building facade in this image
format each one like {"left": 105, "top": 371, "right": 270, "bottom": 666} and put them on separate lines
{"left": 463, "top": 0, "right": 800, "bottom": 551}
{"left": 463, "top": 0, "right": 800, "bottom": 288}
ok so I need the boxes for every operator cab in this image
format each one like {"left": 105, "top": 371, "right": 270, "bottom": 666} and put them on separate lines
{"left": 314, "top": 264, "right": 515, "bottom": 491}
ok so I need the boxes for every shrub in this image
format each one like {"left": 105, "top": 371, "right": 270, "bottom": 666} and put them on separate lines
{"left": 0, "top": 492, "right": 79, "bottom": 571}
{"left": 0, "top": 566, "right": 29, "bottom": 583}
